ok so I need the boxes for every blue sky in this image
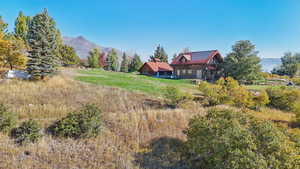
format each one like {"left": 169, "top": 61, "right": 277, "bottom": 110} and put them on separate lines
{"left": 1, "top": 0, "right": 300, "bottom": 61}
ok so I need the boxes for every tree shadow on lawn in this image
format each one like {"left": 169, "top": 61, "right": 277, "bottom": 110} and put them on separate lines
{"left": 134, "top": 137, "right": 189, "bottom": 169}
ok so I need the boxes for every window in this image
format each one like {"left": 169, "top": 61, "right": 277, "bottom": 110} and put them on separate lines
{"left": 188, "top": 70, "right": 192, "bottom": 74}
{"left": 177, "top": 70, "right": 180, "bottom": 76}
{"left": 182, "top": 69, "right": 186, "bottom": 74}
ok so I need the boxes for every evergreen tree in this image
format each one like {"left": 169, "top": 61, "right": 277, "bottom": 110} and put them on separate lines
{"left": 59, "top": 44, "right": 80, "bottom": 66}
{"left": 106, "top": 49, "right": 118, "bottom": 71}
{"left": 149, "top": 45, "right": 168, "bottom": 62}
{"left": 14, "top": 11, "right": 29, "bottom": 42}
{"left": 87, "top": 48, "right": 101, "bottom": 68}
{"left": 172, "top": 53, "right": 177, "bottom": 61}
{"left": 120, "top": 52, "right": 129, "bottom": 72}
{"left": 26, "top": 9, "right": 58, "bottom": 80}
{"left": 222, "top": 40, "right": 263, "bottom": 83}
{"left": 129, "top": 53, "right": 143, "bottom": 72}
{"left": 272, "top": 52, "right": 300, "bottom": 77}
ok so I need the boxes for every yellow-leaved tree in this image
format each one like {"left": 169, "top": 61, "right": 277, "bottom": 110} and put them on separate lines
{"left": 0, "top": 32, "right": 27, "bottom": 70}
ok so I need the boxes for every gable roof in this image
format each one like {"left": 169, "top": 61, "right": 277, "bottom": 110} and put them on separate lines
{"left": 139, "top": 61, "right": 173, "bottom": 72}
{"left": 171, "top": 50, "right": 222, "bottom": 65}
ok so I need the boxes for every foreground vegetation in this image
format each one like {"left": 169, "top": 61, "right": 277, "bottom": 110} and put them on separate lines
{"left": 0, "top": 70, "right": 299, "bottom": 169}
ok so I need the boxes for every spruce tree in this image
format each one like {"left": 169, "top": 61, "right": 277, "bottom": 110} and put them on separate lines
{"left": 27, "top": 9, "right": 58, "bottom": 80}
{"left": 149, "top": 45, "right": 168, "bottom": 62}
{"left": 87, "top": 48, "right": 100, "bottom": 68}
{"left": 120, "top": 52, "right": 129, "bottom": 72}
{"left": 129, "top": 53, "right": 143, "bottom": 72}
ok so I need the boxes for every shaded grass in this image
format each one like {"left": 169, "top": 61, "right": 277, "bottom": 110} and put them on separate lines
{"left": 75, "top": 69, "right": 197, "bottom": 96}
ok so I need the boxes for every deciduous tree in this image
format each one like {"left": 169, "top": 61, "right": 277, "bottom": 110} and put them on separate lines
{"left": 106, "top": 49, "right": 118, "bottom": 71}
{"left": 14, "top": 11, "right": 30, "bottom": 42}
{"left": 59, "top": 44, "right": 80, "bottom": 66}
{"left": 120, "top": 52, "right": 129, "bottom": 72}
{"left": 87, "top": 48, "right": 101, "bottom": 68}
{"left": 0, "top": 33, "right": 27, "bottom": 69}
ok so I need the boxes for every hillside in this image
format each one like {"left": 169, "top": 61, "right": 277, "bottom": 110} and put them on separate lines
{"left": 0, "top": 68, "right": 299, "bottom": 169}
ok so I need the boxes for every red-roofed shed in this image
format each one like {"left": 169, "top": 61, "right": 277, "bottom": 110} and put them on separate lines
{"left": 139, "top": 60, "right": 173, "bottom": 77}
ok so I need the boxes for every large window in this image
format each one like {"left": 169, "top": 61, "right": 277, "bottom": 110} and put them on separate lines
{"left": 182, "top": 69, "right": 186, "bottom": 74}
{"left": 177, "top": 70, "right": 180, "bottom": 76}
{"left": 188, "top": 70, "right": 192, "bottom": 74}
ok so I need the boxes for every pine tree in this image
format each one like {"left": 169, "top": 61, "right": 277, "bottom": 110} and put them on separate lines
{"left": 27, "top": 9, "right": 58, "bottom": 80}
{"left": 172, "top": 53, "right": 177, "bottom": 61}
{"left": 222, "top": 40, "right": 263, "bottom": 83}
{"left": 129, "top": 53, "right": 143, "bottom": 72}
{"left": 120, "top": 52, "right": 129, "bottom": 72}
{"left": 149, "top": 45, "right": 168, "bottom": 62}
{"left": 106, "top": 49, "right": 118, "bottom": 71}
{"left": 87, "top": 48, "right": 100, "bottom": 68}
{"left": 14, "top": 11, "right": 29, "bottom": 42}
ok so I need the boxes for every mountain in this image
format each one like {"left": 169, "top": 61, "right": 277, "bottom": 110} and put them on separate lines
{"left": 63, "top": 36, "right": 122, "bottom": 60}
{"left": 260, "top": 58, "right": 281, "bottom": 72}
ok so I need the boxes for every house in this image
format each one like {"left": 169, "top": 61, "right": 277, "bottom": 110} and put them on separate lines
{"left": 139, "top": 58, "right": 173, "bottom": 78}
{"left": 171, "top": 50, "right": 223, "bottom": 81}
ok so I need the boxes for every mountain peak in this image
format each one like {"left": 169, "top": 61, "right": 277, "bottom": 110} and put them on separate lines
{"left": 63, "top": 36, "right": 123, "bottom": 62}
{"left": 76, "top": 36, "right": 86, "bottom": 40}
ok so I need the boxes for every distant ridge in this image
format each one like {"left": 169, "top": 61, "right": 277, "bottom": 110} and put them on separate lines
{"left": 63, "top": 36, "right": 122, "bottom": 60}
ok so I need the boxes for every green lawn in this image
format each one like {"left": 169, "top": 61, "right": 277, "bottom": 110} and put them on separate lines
{"left": 75, "top": 69, "right": 197, "bottom": 96}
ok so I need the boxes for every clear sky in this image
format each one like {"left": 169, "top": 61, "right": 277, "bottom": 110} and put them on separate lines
{"left": 1, "top": 0, "right": 300, "bottom": 61}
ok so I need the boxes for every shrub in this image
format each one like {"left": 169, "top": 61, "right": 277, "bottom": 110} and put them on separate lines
{"left": 0, "top": 104, "right": 16, "bottom": 133}
{"left": 182, "top": 108, "right": 300, "bottom": 169}
{"left": 10, "top": 119, "right": 42, "bottom": 145}
{"left": 252, "top": 90, "right": 270, "bottom": 110}
{"left": 199, "top": 81, "right": 227, "bottom": 106}
{"left": 292, "top": 77, "right": 300, "bottom": 86}
{"left": 266, "top": 86, "right": 300, "bottom": 113}
{"left": 200, "top": 77, "right": 266, "bottom": 109}
{"left": 163, "top": 86, "right": 193, "bottom": 108}
{"left": 49, "top": 104, "right": 102, "bottom": 139}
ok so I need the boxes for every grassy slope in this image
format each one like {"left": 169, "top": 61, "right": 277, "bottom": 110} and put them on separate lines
{"left": 75, "top": 69, "right": 197, "bottom": 96}
{"left": 0, "top": 69, "right": 298, "bottom": 169}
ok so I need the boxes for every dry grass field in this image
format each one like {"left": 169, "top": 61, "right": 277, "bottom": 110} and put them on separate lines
{"left": 0, "top": 70, "right": 205, "bottom": 169}
{"left": 0, "top": 69, "right": 298, "bottom": 169}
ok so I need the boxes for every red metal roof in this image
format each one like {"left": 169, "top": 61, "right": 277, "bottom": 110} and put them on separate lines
{"left": 140, "top": 61, "right": 173, "bottom": 72}
{"left": 171, "top": 50, "right": 222, "bottom": 65}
